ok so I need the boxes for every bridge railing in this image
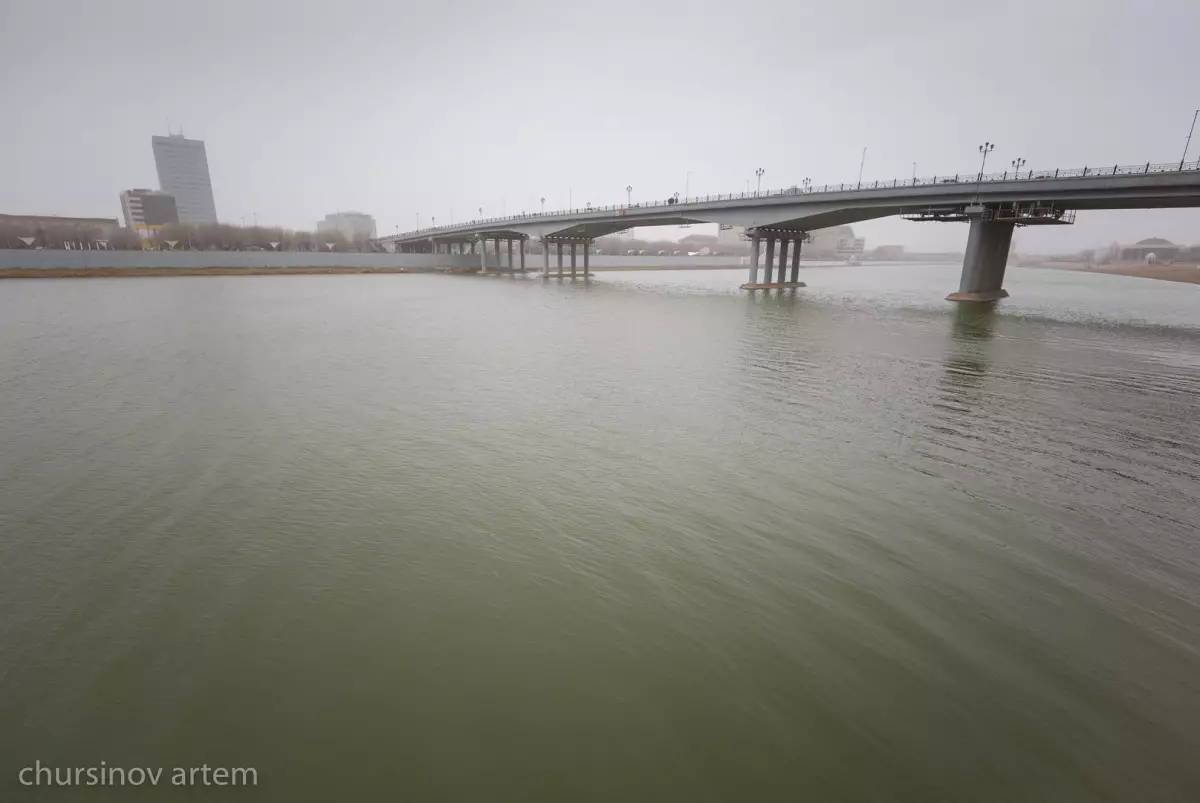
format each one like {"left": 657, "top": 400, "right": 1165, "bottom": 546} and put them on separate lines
{"left": 395, "top": 159, "right": 1200, "bottom": 239}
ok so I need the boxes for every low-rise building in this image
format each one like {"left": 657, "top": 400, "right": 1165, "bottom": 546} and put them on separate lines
{"left": 120, "top": 189, "right": 179, "bottom": 236}
{"left": 317, "top": 212, "right": 376, "bottom": 241}
{"left": 0, "top": 213, "right": 121, "bottom": 240}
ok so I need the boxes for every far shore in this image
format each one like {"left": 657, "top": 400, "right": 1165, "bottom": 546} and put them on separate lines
{"left": 1024, "top": 261, "right": 1200, "bottom": 285}
{"left": 0, "top": 266, "right": 418, "bottom": 279}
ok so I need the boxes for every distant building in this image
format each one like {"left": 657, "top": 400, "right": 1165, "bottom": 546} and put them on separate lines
{"left": 808, "top": 226, "right": 864, "bottom": 258}
{"left": 1118, "top": 237, "right": 1180, "bottom": 262}
{"left": 717, "top": 224, "right": 744, "bottom": 244}
{"left": 152, "top": 134, "right": 218, "bottom": 225}
{"left": 0, "top": 213, "right": 121, "bottom": 239}
{"left": 120, "top": 189, "right": 178, "bottom": 235}
{"left": 317, "top": 212, "right": 377, "bottom": 241}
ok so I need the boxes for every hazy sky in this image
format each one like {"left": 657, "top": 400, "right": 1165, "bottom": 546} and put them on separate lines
{"left": 3, "top": 0, "right": 1199, "bottom": 252}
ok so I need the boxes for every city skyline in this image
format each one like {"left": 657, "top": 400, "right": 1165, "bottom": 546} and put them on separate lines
{"left": 1, "top": 0, "right": 1199, "bottom": 252}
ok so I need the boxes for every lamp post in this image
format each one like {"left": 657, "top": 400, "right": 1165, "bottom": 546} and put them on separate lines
{"left": 1011, "top": 157, "right": 1026, "bottom": 180}
{"left": 857, "top": 146, "right": 867, "bottom": 189}
{"left": 540, "top": 197, "right": 545, "bottom": 213}
{"left": 755, "top": 167, "right": 765, "bottom": 195}
{"left": 802, "top": 177, "right": 811, "bottom": 193}
{"left": 1181, "top": 109, "right": 1199, "bottom": 169}
{"left": 478, "top": 207, "right": 483, "bottom": 219}
{"left": 975, "top": 141, "right": 995, "bottom": 201}
{"left": 625, "top": 185, "right": 632, "bottom": 206}
{"left": 912, "top": 161, "right": 917, "bottom": 185}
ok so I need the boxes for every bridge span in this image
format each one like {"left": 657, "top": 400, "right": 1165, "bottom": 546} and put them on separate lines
{"left": 377, "top": 160, "right": 1200, "bottom": 301}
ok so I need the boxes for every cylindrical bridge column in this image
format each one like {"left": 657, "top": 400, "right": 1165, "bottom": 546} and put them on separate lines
{"left": 778, "top": 238, "right": 790, "bottom": 283}
{"left": 479, "top": 238, "right": 487, "bottom": 273}
{"left": 543, "top": 240, "right": 550, "bottom": 275}
{"left": 764, "top": 236, "right": 777, "bottom": 284}
{"left": 748, "top": 235, "right": 761, "bottom": 285}
{"left": 570, "top": 243, "right": 578, "bottom": 279}
{"left": 557, "top": 242, "right": 564, "bottom": 278}
{"left": 790, "top": 236, "right": 802, "bottom": 282}
{"left": 948, "top": 215, "right": 1015, "bottom": 301}
{"left": 583, "top": 241, "right": 590, "bottom": 277}
{"left": 520, "top": 240, "right": 526, "bottom": 272}
{"left": 506, "top": 239, "right": 513, "bottom": 271}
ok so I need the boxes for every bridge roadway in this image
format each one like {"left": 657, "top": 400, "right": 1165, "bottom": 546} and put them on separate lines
{"left": 378, "top": 160, "right": 1200, "bottom": 301}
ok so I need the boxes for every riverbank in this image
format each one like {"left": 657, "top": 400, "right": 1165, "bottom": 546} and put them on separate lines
{"left": 1026, "top": 261, "right": 1200, "bottom": 285}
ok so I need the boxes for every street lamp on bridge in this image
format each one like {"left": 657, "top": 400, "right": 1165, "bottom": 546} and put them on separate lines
{"left": 755, "top": 167, "right": 765, "bottom": 195}
{"left": 802, "top": 177, "right": 811, "bottom": 193}
{"left": 626, "top": 185, "right": 632, "bottom": 206}
{"left": 540, "top": 197, "right": 545, "bottom": 213}
{"left": 975, "top": 142, "right": 995, "bottom": 201}
{"left": 1011, "top": 157, "right": 1026, "bottom": 179}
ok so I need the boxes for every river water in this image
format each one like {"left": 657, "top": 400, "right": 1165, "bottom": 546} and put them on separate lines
{"left": 1, "top": 264, "right": 1198, "bottom": 802}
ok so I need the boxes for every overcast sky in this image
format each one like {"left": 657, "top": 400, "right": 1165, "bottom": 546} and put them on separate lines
{"left": 2, "top": 0, "right": 1198, "bottom": 252}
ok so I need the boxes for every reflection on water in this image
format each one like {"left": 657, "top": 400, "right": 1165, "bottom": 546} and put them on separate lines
{"left": 1, "top": 266, "right": 1199, "bottom": 802}
{"left": 940, "top": 302, "right": 996, "bottom": 402}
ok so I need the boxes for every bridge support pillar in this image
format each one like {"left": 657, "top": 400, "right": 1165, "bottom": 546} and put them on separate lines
{"left": 520, "top": 240, "right": 526, "bottom": 272}
{"left": 542, "top": 240, "right": 550, "bottom": 275}
{"left": 790, "top": 237, "right": 802, "bottom": 282}
{"left": 479, "top": 238, "right": 487, "bottom": 273}
{"left": 557, "top": 243, "right": 564, "bottom": 278}
{"left": 583, "top": 241, "right": 590, "bottom": 277}
{"left": 570, "top": 243, "right": 578, "bottom": 279}
{"left": 948, "top": 216, "right": 1014, "bottom": 301}
{"left": 778, "top": 238, "right": 789, "bottom": 281}
{"left": 764, "top": 236, "right": 777, "bottom": 284}
{"left": 506, "top": 239, "right": 513, "bottom": 271}
{"left": 748, "top": 235, "right": 761, "bottom": 285}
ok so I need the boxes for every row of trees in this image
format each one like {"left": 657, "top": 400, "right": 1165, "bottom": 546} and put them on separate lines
{"left": 0, "top": 221, "right": 380, "bottom": 252}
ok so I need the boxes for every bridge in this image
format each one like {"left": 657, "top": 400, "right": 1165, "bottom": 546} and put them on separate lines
{"left": 377, "top": 160, "right": 1200, "bottom": 301}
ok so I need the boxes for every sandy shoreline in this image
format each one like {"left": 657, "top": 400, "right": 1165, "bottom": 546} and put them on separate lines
{"left": 1026, "top": 261, "right": 1200, "bottom": 285}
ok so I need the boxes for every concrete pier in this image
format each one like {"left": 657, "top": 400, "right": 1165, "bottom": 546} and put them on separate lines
{"left": 790, "top": 236, "right": 801, "bottom": 282}
{"left": 583, "top": 242, "right": 590, "bottom": 278}
{"left": 764, "top": 236, "right": 776, "bottom": 284}
{"left": 519, "top": 240, "right": 526, "bottom": 272}
{"left": 947, "top": 216, "right": 1015, "bottom": 301}
{"left": 748, "top": 235, "right": 761, "bottom": 285}
{"left": 570, "top": 243, "right": 577, "bottom": 279}
{"left": 778, "top": 238, "right": 789, "bottom": 280}
{"left": 557, "top": 243, "right": 564, "bottom": 278}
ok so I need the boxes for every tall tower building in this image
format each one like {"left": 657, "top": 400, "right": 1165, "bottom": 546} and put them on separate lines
{"left": 151, "top": 134, "right": 218, "bottom": 225}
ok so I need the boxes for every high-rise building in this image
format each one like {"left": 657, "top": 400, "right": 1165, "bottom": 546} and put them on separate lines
{"left": 316, "top": 212, "right": 376, "bottom": 241}
{"left": 120, "top": 189, "right": 179, "bottom": 235}
{"left": 151, "top": 134, "right": 218, "bottom": 225}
